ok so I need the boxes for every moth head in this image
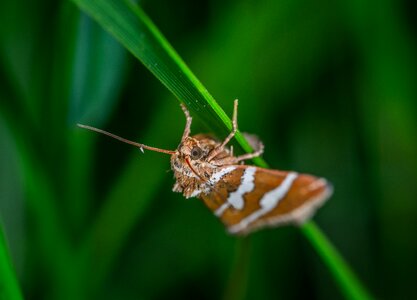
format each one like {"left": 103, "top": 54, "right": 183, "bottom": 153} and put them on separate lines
{"left": 177, "top": 137, "right": 208, "bottom": 162}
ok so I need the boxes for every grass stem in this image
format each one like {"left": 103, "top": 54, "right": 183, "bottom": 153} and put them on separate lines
{"left": 71, "top": 1, "right": 374, "bottom": 299}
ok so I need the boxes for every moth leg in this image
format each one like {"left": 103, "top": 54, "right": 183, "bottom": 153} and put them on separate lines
{"left": 207, "top": 99, "right": 238, "bottom": 161}
{"left": 232, "top": 142, "right": 264, "bottom": 163}
{"left": 212, "top": 141, "right": 264, "bottom": 165}
{"left": 180, "top": 103, "right": 193, "bottom": 140}
{"left": 210, "top": 156, "right": 238, "bottom": 166}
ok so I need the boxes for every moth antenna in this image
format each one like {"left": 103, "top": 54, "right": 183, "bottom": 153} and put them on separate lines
{"left": 77, "top": 124, "right": 176, "bottom": 155}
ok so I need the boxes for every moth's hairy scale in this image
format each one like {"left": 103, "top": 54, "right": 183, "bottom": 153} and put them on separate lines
{"left": 78, "top": 100, "right": 332, "bottom": 235}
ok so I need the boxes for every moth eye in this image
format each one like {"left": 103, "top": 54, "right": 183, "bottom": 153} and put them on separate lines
{"left": 190, "top": 147, "right": 203, "bottom": 160}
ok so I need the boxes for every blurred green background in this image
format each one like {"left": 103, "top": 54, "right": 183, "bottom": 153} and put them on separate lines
{"left": 1, "top": 0, "right": 417, "bottom": 299}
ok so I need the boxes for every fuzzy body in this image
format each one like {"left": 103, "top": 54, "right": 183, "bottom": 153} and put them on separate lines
{"left": 170, "top": 134, "right": 233, "bottom": 198}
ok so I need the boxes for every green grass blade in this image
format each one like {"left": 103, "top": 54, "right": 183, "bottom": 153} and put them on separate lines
{"left": 0, "top": 225, "right": 24, "bottom": 300}
{"left": 223, "top": 238, "right": 252, "bottom": 300}
{"left": 301, "top": 222, "right": 373, "bottom": 300}
{"left": 58, "top": 5, "right": 128, "bottom": 234}
{"left": 0, "top": 107, "right": 78, "bottom": 299}
{"left": 17, "top": 146, "right": 79, "bottom": 299}
{"left": 71, "top": 1, "right": 373, "bottom": 299}
{"left": 70, "top": 0, "right": 265, "bottom": 166}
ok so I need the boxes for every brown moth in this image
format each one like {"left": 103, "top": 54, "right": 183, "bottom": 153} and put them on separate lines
{"left": 78, "top": 100, "right": 332, "bottom": 235}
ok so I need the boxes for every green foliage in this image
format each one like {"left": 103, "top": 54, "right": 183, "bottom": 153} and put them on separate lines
{"left": 0, "top": 226, "right": 23, "bottom": 300}
{"left": 301, "top": 222, "right": 372, "bottom": 300}
{"left": 71, "top": 1, "right": 371, "bottom": 299}
{"left": 1, "top": 0, "right": 416, "bottom": 299}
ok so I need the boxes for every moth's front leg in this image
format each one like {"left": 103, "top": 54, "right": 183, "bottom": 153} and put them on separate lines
{"left": 232, "top": 142, "right": 264, "bottom": 163}
{"left": 210, "top": 156, "right": 240, "bottom": 166}
{"left": 180, "top": 103, "right": 193, "bottom": 141}
{"left": 211, "top": 136, "right": 264, "bottom": 165}
{"left": 207, "top": 100, "right": 239, "bottom": 161}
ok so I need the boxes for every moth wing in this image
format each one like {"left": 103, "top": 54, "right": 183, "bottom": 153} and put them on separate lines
{"left": 242, "top": 132, "right": 264, "bottom": 152}
{"left": 199, "top": 165, "right": 332, "bottom": 235}
{"left": 198, "top": 166, "right": 246, "bottom": 211}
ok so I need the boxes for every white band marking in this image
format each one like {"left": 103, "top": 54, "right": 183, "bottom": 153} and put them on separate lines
{"left": 187, "top": 167, "right": 238, "bottom": 198}
{"left": 228, "top": 172, "right": 298, "bottom": 234}
{"left": 209, "top": 166, "right": 236, "bottom": 185}
{"left": 228, "top": 167, "right": 256, "bottom": 210}
{"left": 214, "top": 202, "right": 229, "bottom": 217}
{"left": 215, "top": 167, "right": 256, "bottom": 217}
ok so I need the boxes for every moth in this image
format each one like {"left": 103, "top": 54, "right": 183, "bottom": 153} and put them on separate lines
{"left": 78, "top": 100, "right": 332, "bottom": 235}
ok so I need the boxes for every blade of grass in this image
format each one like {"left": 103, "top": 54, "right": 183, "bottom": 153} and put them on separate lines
{"left": 222, "top": 237, "right": 252, "bottom": 300}
{"left": 0, "top": 101, "right": 79, "bottom": 299}
{"left": 302, "top": 221, "right": 372, "bottom": 300}
{"left": 0, "top": 0, "right": 46, "bottom": 127}
{"left": 0, "top": 225, "right": 23, "bottom": 300}
{"left": 55, "top": 4, "right": 128, "bottom": 235}
{"left": 71, "top": 1, "right": 373, "bottom": 299}
{"left": 17, "top": 143, "right": 79, "bottom": 300}
{"left": 70, "top": 0, "right": 264, "bottom": 166}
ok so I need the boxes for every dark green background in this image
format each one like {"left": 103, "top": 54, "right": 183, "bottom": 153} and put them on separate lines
{"left": 1, "top": 0, "right": 416, "bottom": 299}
